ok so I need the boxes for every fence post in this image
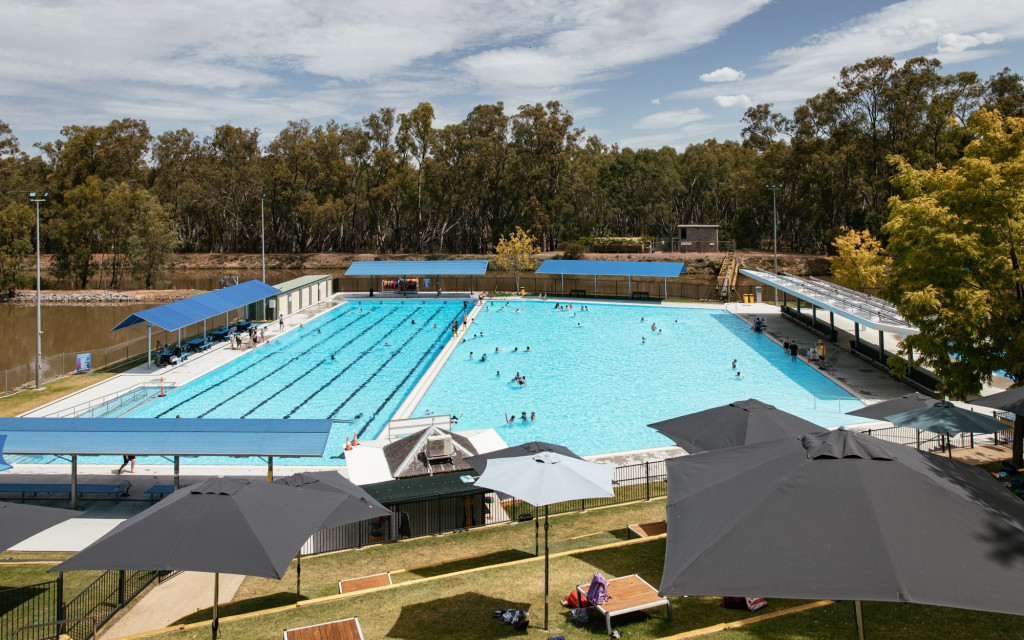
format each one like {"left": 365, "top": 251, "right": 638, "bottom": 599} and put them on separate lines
{"left": 645, "top": 461, "right": 651, "bottom": 501}
{"left": 57, "top": 572, "right": 66, "bottom": 636}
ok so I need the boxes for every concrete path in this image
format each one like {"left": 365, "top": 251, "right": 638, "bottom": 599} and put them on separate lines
{"left": 99, "top": 572, "right": 245, "bottom": 639}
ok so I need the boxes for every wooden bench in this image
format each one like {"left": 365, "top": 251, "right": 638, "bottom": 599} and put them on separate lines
{"left": 576, "top": 574, "right": 671, "bottom": 635}
{"left": 144, "top": 485, "right": 177, "bottom": 504}
{"left": 569, "top": 288, "right": 587, "bottom": 296}
{"left": 626, "top": 521, "right": 667, "bottom": 539}
{"left": 0, "top": 483, "right": 122, "bottom": 504}
{"left": 338, "top": 572, "right": 391, "bottom": 594}
{"left": 284, "top": 617, "right": 364, "bottom": 640}
{"left": 630, "top": 291, "right": 651, "bottom": 300}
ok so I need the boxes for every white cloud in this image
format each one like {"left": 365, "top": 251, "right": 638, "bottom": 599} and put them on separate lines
{"left": 651, "top": 98, "right": 661, "bottom": 105}
{"left": 634, "top": 109, "right": 707, "bottom": 129}
{"left": 699, "top": 66, "right": 746, "bottom": 83}
{"left": 713, "top": 95, "right": 752, "bottom": 108}
{"left": 936, "top": 31, "right": 1004, "bottom": 53}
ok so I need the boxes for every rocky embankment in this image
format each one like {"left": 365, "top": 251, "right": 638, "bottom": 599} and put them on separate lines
{"left": 6, "top": 290, "right": 195, "bottom": 305}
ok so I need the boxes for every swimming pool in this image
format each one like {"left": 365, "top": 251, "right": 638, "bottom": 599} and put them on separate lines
{"left": 412, "top": 300, "right": 866, "bottom": 456}
{"left": 123, "top": 299, "right": 465, "bottom": 465}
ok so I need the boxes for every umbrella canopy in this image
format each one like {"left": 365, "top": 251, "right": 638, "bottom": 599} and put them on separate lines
{"left": 464, "top": 441, "right": 582, "bottom": 474}
{"left": 846, "top": 392, "right": 938, "bottom": 420}
{"left": 475, "top": 452, "right": 613, "bottom": 506}
{"left": 660, "top": 429, "right": 1024, "bottom": 618}
{"left": 475, "top": 452, "right": 614, "bottom": 630}
{"left": 648, "top": 398, "right": 826, "bottom": 453}
{"left": 971, "top": 386, "right": 1024, "bottom": 415}
{"left": 54, "top": 477, "right": 344, "bottom": 579}
{"left": 885, "top": 401, "right": 1005, "bottom": 436}
{"left": 273, "top": 471, "right": 390, "bottom": 528}
{"left": 0, "top": 501, "right": 80, "bottom": 551}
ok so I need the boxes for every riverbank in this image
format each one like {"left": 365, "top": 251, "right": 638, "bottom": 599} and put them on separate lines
{"left": 5, "top": 290, "right": 198, "bottom": 305}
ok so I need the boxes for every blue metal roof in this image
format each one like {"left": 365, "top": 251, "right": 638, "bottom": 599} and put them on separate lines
{"left": 345, "top": 260, "right": 489, "bottom": 276}
{"left": 112, "top": 280, "right": 281, "bottom": 332}
{"left": 536, "top": 260, "right": 685, "bottom": 277}
{"left": 0, "top": 418, "right": 331, "bottom": 457}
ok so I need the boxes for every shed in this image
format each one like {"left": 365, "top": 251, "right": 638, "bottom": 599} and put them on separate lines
{"left": 251, "top": 275, "right": 333, "bottom": 320}
{"left": 677, "top": 225, "right": 719, "bottom": 253}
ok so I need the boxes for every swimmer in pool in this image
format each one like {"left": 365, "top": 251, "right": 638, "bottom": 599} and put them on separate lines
{"left": 526, "top": 346, "right": 530, "bottom": 352}
{"left": 530, "top": 411, "right": 536, "bottom": 420}
{"left": 512, "top": 372, "right": 520, "bottom": 382}
{"left": 469, "top": 352, "right": 473, "bottom": 359}
{"left": 481, "top": 353, "right": 486, "bottom": 361}
{"left": 641, "top": 336, "right": 646, "bottom": 344}
{"left": 732, "top": 359, "right": 737, "bottom": 369}
{"left": 497, "top": 370, "right": 501, "bottom": 377}
{"left": 521, "top": 411, "right": 527, "bottom": 420}
{"left": 736, "top": 371, "right": 744, "bottom": 378}
{"left": 495, "top": 347, "right": 500, "bottom": 352}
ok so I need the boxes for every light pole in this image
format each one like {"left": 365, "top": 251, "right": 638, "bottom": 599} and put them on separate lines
{"left": 766, "top": 185, "right": 782, "bottom": 304}
{"left": 29, "top": 192, "right": 47, "bottom": 389}
{"left": 260, "top": 194, "right": 266, "bottom": 283}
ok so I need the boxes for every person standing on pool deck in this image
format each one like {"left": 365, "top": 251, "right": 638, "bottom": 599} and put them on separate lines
{"left": 279, "top": 316, "right": 284, "bottom": 332}
{"left": 117, "top": 454, "right": 135, "bottom": 475}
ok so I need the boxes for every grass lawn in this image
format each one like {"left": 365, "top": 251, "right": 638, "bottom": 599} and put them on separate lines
{"left": 123, "top": 497, "right": 1024, "bottom": 640}
{"left": 0, "top": 373, "right": 116, "bottom": 417}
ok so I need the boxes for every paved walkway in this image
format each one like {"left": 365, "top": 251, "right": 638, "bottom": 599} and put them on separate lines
{"left": 100, "top": 572, "right": 245, "bottom": 639}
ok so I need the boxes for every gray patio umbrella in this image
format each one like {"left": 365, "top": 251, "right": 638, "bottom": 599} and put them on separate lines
{"left": 475, "top": 452, "right": 614, "bottom": 630}
{"left": 465, "top": 442, "right": 585, "bottom": 558}
{"left": 53, "top": 477, "right": 346, "bottom": 639}
{"left": 845, "top": 392, "right": 938, "bottom": 420}
{"left": 885, "top": 401, "right": 1005, "bottom": 458}
{"left": 660, "top": 429, "right": 1024, "bottom": 639}
{"left": 0, "top": 501, "right": 80, "bottom": 551}
{"left": 464, "top": 441, "right": 582, "bottom": 474}
{"left": 273, "top": 471, "right": 391, "bottom": 595}
{"left": 648, "top": 398, "right": 826, "bottom": 453}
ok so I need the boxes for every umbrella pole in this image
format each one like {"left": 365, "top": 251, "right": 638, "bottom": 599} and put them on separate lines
{"left": 854, "top": 600, "right": 865, "bottom": 640}
{"left": 535, "top": 515, "right": 539, "bottom": 556}
{"left": 212, "top": 572, "right": 219, "bottom": 640}
{"left": 544, "top": 505, "right": 549, "bottom": 630}
{"left": 296, "top": 552, "right": 301, "bottom": 597}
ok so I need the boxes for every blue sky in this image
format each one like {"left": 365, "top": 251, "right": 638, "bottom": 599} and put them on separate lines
{"left": 2, "top": 0, "right": 1023, "bottom": 154}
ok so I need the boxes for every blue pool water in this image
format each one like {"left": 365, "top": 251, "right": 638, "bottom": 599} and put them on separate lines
{"left": 122, "top": 299, "right": 465, "bottom": 465}
{"left": 412, "top": 300, "right": 866, "bottom": 456}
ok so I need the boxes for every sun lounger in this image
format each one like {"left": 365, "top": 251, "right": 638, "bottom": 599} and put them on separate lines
{"left": 338, "top": 572, "right": 391, "bottom": 594}
{"left": 626, "top": 521, "right": 667, "bottom": 539}
{"left": 575, "top": 574, "right": 671, "bottom": 634}
{"left": 283, "top": 617, "right": 364, "bottom": 640}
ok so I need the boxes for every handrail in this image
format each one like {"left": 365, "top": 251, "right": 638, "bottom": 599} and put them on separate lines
{"left": 41, "top": 381, "right": 176, "bottom": 418}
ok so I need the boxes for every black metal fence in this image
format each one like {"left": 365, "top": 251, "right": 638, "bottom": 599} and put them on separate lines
{"left": 0, "top": 578, "right": 61, "bottom": 640}
{"left": 1, "top": 570, "right": 164, "bottom": 640}
{"left": 853, "top": 424, "right": 1014, "bottom": 454}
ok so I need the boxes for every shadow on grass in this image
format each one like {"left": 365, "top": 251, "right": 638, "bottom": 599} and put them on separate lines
{"left": 404, "top": 549, "right": 535, "bottom": 579}
{"left": 387, "top": 592, "right": 531, "bottom": 639}
{"left": 172, "top": 592, "right": 306, "bottom": 625}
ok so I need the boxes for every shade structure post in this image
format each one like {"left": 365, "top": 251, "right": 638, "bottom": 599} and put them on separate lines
{"left": 628, "top": 275, "right": 632, "bottom": 296}
{"left": 663, "top": 276, "right": 667, "bottom": 299}
{"left": 854, "top": 600, "right": 865, "bottom": 640}
{"left": 878, "top": 331, "right": 885, "bottom": 361}
{"left": 70, "top": 455, "right": 78, "bottom": 510}
{"left": 267, "top": 456, "right": 274, "bottom": 482}
{"left": 212, "top": 573, "right": 219, "bottom": 640}
{"left": 203, "top": 319, "right": 207, "bottom": 341}
{"left": 535, "top": 516, "right": 539, "bottom": 556}
{"left": 173, "top": 456, "right": 180, "bottom": 490}
{"left": 544, "top": 504, "right": 550, "bottom": 630}
{"left": 177, "top": 328, "right": 181, "bottom": 348}
{"left": 296, "top": 552, "right": 302, "bottom": 596}
{"left": 148, "top": 326, "right": 152, "bottom": 369}
{"left": 561, "top": 274, "right": 564, "bottom": 295}
{"left": 593, "top": 274, "right": 597, "bottom": 297}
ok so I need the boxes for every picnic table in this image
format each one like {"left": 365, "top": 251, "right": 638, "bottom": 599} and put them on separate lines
{"left": 576, "top": 574, "right": 671, "bottom": 634}
{"left": 233, "top": 320, "right": 252, "bottom": 332}
{"left": 184, "top": 338, "right": 213, "bottom": 353}
{"left": 0, "top": 483, "right": 123, "bottom": 504}
{"left": 210, "top": 328, "right": 231, "bottom": 342}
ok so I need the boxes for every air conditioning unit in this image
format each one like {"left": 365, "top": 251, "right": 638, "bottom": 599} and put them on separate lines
{"left": 425, "top": 435, "right": 455, "bottom": 462}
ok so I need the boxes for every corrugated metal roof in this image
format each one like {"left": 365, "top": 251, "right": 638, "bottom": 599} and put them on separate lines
{"left": 112, "top": 280, "right": 281, "bottom": 332}
{"left": 0, "top": 417, "right": 331, "bottom": 457}
{"left": 271, "top": 274, "right": 332, "bottom": 294}
{"left": 345, "top": 260, "right": 489, "bottom": 276}
{"left": 536, "top": 259, "right": 686, "bottom": 277}
{"left": 362, "top": 472, "right": 484, "bottom": 504}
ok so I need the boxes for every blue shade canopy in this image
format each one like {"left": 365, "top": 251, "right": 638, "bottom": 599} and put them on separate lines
{"left": 536, "top": 260, "right": 685, "bottom": 277}
{"left": 0, "top": 435, "right": 11, "bottom": 471}
{"left": 112, "top": 280, "right": 281, "bottom": 332}
{"left": 0, "top": 418, "right": 330, "bottom": 457}
{"left": 345, "top": 260, "right": 489, "bottom": 276}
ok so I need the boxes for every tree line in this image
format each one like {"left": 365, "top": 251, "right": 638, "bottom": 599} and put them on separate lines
{"left": 0, "top": 56, "right": 1022, "bottom": 290}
